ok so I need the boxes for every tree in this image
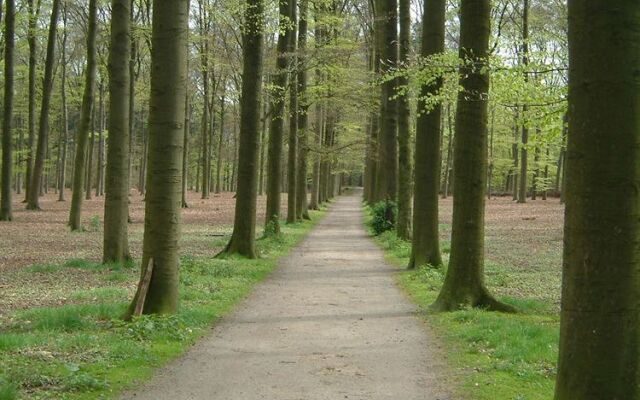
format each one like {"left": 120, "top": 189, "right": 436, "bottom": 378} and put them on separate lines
{"left": 219, "top": 0, "right": 264, "bottom": 258}
{"left": 0, "top": 0, "right": 15, "bottom": 221}
{"left": 126, "top": 0, "right": 189, "bottom": 317}
{"left": 26, "top": 0, "right": 61, "bottom": 210}
{"left": 517, "top": 0, "right": 530, "bottom": 204}
{"left": 104, "top": 0, "right": 132, "bottom": 264}
{"left": 24, "top": 0, "right": 40, "bottom": 204}
{"left": 374, "top": 0, "right": 398, "bottom": 203}
{"left": 431, "top": 0, "right": 514, "bottom": 313}
{"left": 295, "top": 0, "right": 310, "bottom": 221}
{"left": 265, "top": 0, "right": 293, "bottom": 235}
{"left": 286, "top": 0, "right": 298, "bottom": 224}
{"left": 395, "top": 0, "right": 411, "bottom": 240}
{"left": 554, "top": 1, "right": 640, "bottom": 397}
{"left": 69, "top": 0, "right": 98, "bottom": 231}
{"left": 408, "top": 0, "right": 445, "bottom": 269}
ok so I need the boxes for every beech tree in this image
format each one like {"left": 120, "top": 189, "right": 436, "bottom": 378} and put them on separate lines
{"left": 26, "top": 0, "right": 61, "bottom": 210}
{"left": 127, "top": 0, "right": 189, "bottom": 316}
{"left": 69, "top": 0, "right": 98, "bottom": 231}
{"left": 104, "top": 0, "right": 132, "bottom": 264}
{"left": 0, "top": 0, "right": 14, "bottom": 221}
{"left": 409, "top": 0, "right": 445, "bottom": 269}
{"left": 219, "top": 0, "right": 264, "bottom": 258}
{"left": 431, "top": 0, "right": 513, "bottom": 313}
{"left": 554, "top": 0, "right": 640, "bottom": 397}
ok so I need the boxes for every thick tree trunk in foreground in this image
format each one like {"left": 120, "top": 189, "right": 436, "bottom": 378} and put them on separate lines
{"left": 431, "top": 0, "right": 513, "bottom": 313}
{"left": 27, "top": 0, "right": 60, "bottom": 210}
{"left": 554, "top": 1, "right": 640, "bottom": 398}
{"left": 68, "top": 0, "right": 98, "bottom": 230}
{"left": 409, "top": 0, "right": 445, "bottom": 269}
{"left": 127, "top": 0, "right": 189, "bottom": 317}
{"left": 103, "top": 0, "right": 131, "bottom": 263}
{"left": 395, "top": 0, "right": 412, "bottom": 240}
{"left": 219, "top": 0, "right": 264, "bottom": 258}
{"left": 0, "top": 0, "right": 15, "bottom": 221}
{"left": 295, "top": 0, "right": 310, "bottom": 220}
{"left": 264, "top": 0, "right": 293, "bottom": 234}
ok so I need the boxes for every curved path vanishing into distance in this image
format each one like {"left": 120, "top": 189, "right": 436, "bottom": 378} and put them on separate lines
{"left": 122, "top": 189, "right": 451, "bottom": 400}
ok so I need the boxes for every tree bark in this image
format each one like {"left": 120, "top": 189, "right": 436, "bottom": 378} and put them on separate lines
{"left": 26, "top": 0, "right": 60, "bottom": 210}
{"left": 286, "top": 0, "right": 298, "bottom": 224}
{"left": 517, "top": 0, "right": 530, "bottom": 204}
{"left": 396, "top": 0, "right": 412, "bottom": 240}
{"left": 0, "top": 0, "right": 15, "bottom": 221}
{"left": 409, "top": 0, "right": 445, "bottom": 269}
{"left": 126, "top": 0, "right": 189, "bottom": 317}
{"left": 219, "top": 0, "right": 264, "bottom": 257}
{"left": 295, "top": 0, "right": 310, "bottom": 220}
{"left": 265, "top": 0, "right": 293, "bottom": 234}
{"left": 103, "top": 0, "right": 132, "bottom": 263}
{"left": 58, "top": 8, "right": 69, "bottom": 202}
{"left": 24, "top": 0, "right": 40, "bottom": 204}
{"left": 431, "top": 0, "right": 514, "bottom": 313}
{"left": 554, "top": 1, "right": 640, "bottom": 397}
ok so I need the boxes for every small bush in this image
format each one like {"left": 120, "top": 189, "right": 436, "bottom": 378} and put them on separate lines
{"left": 369, "top": 201, "right": 397, "bottom": 235}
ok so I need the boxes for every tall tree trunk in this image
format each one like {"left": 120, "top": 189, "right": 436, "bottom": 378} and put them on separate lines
{"left": 0, "top": 0, "right": 15, "bottom": 221}
{"left": 24, "top": 0, "right": 40, "bottom": 204}
{"left": 258, "top": 77, "right": 269, "bottom": 196}
{"left": 198, "top": 1, "right": 210, "bottom": 199}
{"left": 554, "top": 1, "right": 640, "bottom": 397}
{"left": 27, "top": 0, "right": 61, "bottom": 210}
{"left": 517, "top": 0, "right": 530, "bottom": 204}
{"left": 69, "top": 0, "right": 98, "bottom": 231}
{"left": 396, "top": 0, "right": 412, "bottom": 240}
{"left": 182, "top": 92, "right": 190, "bottom": 208}
{"left": 409, "top": 0, "right": 445, "bottom": 269}
{"left": 431, "top": 0, "right": 514, "bottom": 313}
{"left": 295, "top": 0, "right": 309, "bottom": 220}
{"left": 103, "top": 0, "right": 132, "bottom": 264}
{"left": 264, "top": 0, "right": 293, "bottom": 234}
{"left": 86, "top": 115, "right": 94, "bottom": 200}
{"left": 58, "top": 8, "right": 69, "bottom": 202}
{"left": 286, "top": 0, "right": 298, "bottom": 224}
{"left": 126, "top": 0, "right": 189, "bottom": 318}
{"left": 219, "top": 0, "right": 264, "bottom": 257}
{"left": 215, "top": 86, "right": 225, "bottom": 193}
{"left": 374, "top": 0, "right": 398, "bottom": 203}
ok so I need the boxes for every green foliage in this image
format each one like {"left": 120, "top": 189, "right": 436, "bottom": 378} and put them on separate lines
{"left": 0, "top": 210, "right": 325, "bottom": 399}
{"left": 369, "top": 201, "right": 397, "bottom": 235}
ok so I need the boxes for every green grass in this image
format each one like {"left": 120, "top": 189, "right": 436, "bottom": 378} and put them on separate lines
{"left": 364, "top": 206, "right": 559, "bottom": 400}
{"left": 0, "top": 211, "right": 324, "bottom": 400}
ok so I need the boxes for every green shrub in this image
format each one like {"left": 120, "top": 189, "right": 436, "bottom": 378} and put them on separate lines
{"left": 369, "top": 201, "right": 397, "bottom": 235}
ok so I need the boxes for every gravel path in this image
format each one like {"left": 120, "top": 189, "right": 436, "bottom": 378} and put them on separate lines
{"left": 122, "top": 190, "right": 451, "bottom": 400}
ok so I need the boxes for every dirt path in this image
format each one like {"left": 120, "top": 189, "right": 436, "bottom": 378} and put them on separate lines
{"left": 123, "top": 190, "right": 451, "bottom": 400}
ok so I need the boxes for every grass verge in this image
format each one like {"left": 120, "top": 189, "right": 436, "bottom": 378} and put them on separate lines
{"left": 363, "top": 206, "right": 559, "bottom": 400}
{"left": 0, "top": 210, "right": 324, "bottom": 400}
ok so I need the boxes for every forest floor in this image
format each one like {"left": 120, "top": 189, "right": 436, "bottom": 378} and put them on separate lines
{"left": 121, "top": 190, "right": 452, "bottom": 400}
{"left": 0, "top": 190, "right": 286, "bottom": 315}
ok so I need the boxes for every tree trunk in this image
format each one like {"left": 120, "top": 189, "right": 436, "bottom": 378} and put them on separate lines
{"left": 409, "top": 0, "right": 445, "bottom": 269}
{"left": 374, "top": 0, "right": 398, "bottom": 203}
{"left": 258, "top": 77, "right": 269, "bottom": 196}
{"left": 103, "top": 0, "right": 132, "bottom": 264}
{"left": 126, "top": 0, "right": 189, "bottom": 317}
{"left": 26, "top": 0, "right": 61, "bottom": 210}
{"left": 286, "top": 0, "right": 298, "bottom": 224}
{"left": 219, "top": 0, "right": 264, "bottom": 257}
{"left": 58, "top": 9, "right": 69, "bottom": 202}
{"left": 554, "top": 1, "right": 640, "bottom": 397}
{"left": 264, "top": 0, "right": 293, "bottom": 234}
{"left": 295, "top": 0, "right": 310, "bottom": 220}
{"left": 24, "top": 0, "right": 40, "bottom": 204}
{"left": 431, "top": 0, "right": 514, "bottom": 313}
{"left": 396, "top": 0, "right": 412, "bottom": 240}
{"left": 215, "top": 86, "right": 225, "bottom": 193}
{"left": 517, "top": 0, "right": 529, "bottom": 204}
{"left": 182, "top": 92, "right": 190, "bottom": 208}
{"left": 441, "top": 104, "right": 453, "bottom": 199}
{"left": 0, "top": 0, "right": 15, "bottom": 221}
{"left": 69, "top": 0, "right": 98, "bottom": 231}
